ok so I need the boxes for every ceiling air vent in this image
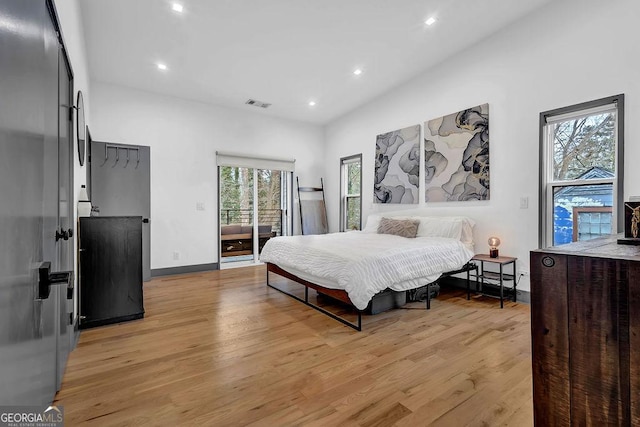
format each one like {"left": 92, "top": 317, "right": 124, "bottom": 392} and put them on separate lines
{"left": 245, "top": 99, "right": 271, "bottom": 109}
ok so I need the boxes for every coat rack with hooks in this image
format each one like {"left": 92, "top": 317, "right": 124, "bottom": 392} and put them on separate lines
{"left": 104, "top": 143, "right": 140, "bottom": 168}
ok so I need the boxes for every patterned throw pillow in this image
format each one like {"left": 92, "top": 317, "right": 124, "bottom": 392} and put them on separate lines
{"left": 377, "top": 217, "right": 419, "bottom": 238}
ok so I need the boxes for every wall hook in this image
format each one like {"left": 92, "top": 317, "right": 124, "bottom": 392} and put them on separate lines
{"left": 102, "top": 144, "right": 110, "bottom": 166}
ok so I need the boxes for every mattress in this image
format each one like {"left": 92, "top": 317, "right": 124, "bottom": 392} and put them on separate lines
{"left": 260, "top": 231, "right": 474, "bottom": 310}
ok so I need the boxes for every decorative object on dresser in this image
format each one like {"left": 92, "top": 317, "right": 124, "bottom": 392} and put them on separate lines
{"left": 77, "top": 184, "right": 92, "bottom": 217}
{"left": 619, "top": 199, "right": 640, "bottom": 245}
{"left": 530, "top": 235, "right": 640, "bottom": 425}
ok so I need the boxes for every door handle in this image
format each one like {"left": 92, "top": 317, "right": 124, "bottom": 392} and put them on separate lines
{"left": 55, "top": 228, "right": 71, "bottom": 241}
{"left": 38, "top": 262, "right": 73, "bottom": 300}
{"left": 38, "top": 262, "right": 52, "bottom": 299}
{"left": 67, "top": 279, "right": 74, "bottom": 299}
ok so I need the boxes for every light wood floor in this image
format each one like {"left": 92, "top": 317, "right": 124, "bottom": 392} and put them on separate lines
{"left": 55, "top": 265, "right": 533, "bottom": 426}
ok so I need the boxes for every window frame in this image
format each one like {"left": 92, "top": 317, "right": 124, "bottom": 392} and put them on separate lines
{"left": 539, "top": 94, "right": 624, "bottom": 248}
{"left": 572, "top": 206, "right": 612, "bottom": 242}
{"left": 340, "top": 153, "right": 362, "bottom": 232}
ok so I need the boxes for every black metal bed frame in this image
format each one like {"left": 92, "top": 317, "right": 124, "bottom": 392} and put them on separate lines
{"left": 266, "top": 262, "right": 478, "bottom": 331}
{"left": 266, "top": 263, "right": 362, "bottom": 330}
{"left": 425, "top": 262, "right": 479, "bottom": 309}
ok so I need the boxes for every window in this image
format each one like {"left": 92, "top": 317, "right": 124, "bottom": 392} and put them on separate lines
{"left": 340, "top": 154, "right": 362, "bottom": 231}
{"left": 540, "top": 94, "right": 624, "bottom": 247}
{"left": 572, "top": 207, "right": 612, "bottom": 242}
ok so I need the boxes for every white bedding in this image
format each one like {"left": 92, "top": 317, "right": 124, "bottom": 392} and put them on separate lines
{"left": 260, "top": 231, "right": 474, "bottom": 310}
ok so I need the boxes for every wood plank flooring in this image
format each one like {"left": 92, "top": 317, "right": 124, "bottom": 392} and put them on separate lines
{"left": 55, "top": 265, "right": 533, "bottom": 426}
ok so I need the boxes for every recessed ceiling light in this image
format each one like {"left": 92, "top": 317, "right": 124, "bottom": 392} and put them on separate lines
{"left": 425, "top": 16, "right": 437, "bottom": 26}
{"left": 353, "top": 68, "right": 363, "bottom": 76}
{"left": 308, "top": 101, "right": 317, "bottom": 107}
{"left": 172, "top": 3, "right": 184, "bottom": 13}
{"left": 157, "top": 63, "right": 168, "bottom": 71}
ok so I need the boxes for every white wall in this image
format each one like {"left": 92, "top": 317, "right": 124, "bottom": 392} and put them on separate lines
{"left": 323, "top": 0, "right": 640, "bottom": 292}
{"left": 91, "top": 82, "right": 324, "bottom": 269}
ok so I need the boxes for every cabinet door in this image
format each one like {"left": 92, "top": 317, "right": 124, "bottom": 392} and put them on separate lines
{"left": 530, "top": 252, "right": 570, "bottom": 426}
{"left": 79, "top": 217, "right": 143, "bottom": 328}
{"left": 630, "top": 261, "right": 640, "bottom": 425}
{"left": 568, "top": 256, "right": 630, "bottom": 425}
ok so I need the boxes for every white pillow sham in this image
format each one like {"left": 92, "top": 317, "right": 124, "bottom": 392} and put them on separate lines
{"left": 363, "top": 214, "right": 475, "bottom": 246}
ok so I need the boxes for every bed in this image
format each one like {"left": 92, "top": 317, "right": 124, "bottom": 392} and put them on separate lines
{"left": 260, "top": 213, "right": 476, "bottom": 330}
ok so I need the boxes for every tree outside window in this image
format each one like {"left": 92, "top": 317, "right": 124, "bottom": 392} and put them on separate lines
{"left": 341, "top": 154, "right": 362, "bottom": 231}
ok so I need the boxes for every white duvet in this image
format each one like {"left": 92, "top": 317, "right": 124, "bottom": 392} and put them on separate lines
{"left": 260, "top": 231, "right": 474, "bottom": 310}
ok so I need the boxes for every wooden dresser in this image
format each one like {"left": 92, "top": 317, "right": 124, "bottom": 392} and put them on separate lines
{"left": 530, "top": 235, "right": 640, "bottom": 426}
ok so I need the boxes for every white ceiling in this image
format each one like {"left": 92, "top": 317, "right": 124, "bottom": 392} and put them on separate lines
{"left": 79, "top": 0, "right": 553, "bottom": 125}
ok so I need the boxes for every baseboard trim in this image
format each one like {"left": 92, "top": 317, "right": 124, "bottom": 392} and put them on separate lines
{"left": 151, "top": 263, "right": 219, "bottom": 278}
{"left": 439, "top": 276, "right": 530, "bottom": 304}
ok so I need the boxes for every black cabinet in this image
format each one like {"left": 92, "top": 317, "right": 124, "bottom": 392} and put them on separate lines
{"left": 79, "top": 217, "right": 144, "bottom": 329}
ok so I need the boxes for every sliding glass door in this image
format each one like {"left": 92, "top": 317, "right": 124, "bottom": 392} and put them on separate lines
{"left": 219, "top": 165, "right": 292, "bottom": 265}
{"left": 220, "top": 166, "right": 254, "bottom": 261}
{"left": 257, "top": 168, "right": 286, "bottom": 247}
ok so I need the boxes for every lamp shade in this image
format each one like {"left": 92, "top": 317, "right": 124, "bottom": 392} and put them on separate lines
{"left": 488, "top": 237, "right": 501, "bottom": 248}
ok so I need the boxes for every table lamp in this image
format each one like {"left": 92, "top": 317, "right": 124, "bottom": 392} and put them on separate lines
{"left": 488, "top": 236, "right": 501, "bottom": 258}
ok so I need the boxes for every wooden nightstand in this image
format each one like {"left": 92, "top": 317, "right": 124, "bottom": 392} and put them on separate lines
{"left": 472, "top": 254, "right": 517, "bottom": 308}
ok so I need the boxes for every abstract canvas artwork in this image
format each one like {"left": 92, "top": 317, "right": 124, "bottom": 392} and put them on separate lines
{"left": 424, "top": 103, "right": 490, "bottom": 201}
{"left": 374, "top": 124, "right": 420, "bottom": 204}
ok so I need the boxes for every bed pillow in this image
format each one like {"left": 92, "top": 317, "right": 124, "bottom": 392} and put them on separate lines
{"left": 460, "top": 218, "right": 475, "bottom": 247}
{"left": 377, "top": 217, "right": 419, "bottom": 238}
{"left": 363, "top": 214, "right": 382, "bottom": 233}
{"left": 416, "top": 216, "right": 475, "bottom": 246}
{"left": 364, "top": 214, "right": 413, "bottom": 233}
{"left": 364, "top": 214, "right": 475, "bottom": 245}
{"left": 417, "top": 217, "right": 463, "bottom": 240}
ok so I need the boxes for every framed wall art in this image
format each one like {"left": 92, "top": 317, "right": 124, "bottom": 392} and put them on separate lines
{"left": 424, "top": 103, "right": 489, "bottom": 202}
{"left": 374, "top": 124, "right": 420, "bottom": 204}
